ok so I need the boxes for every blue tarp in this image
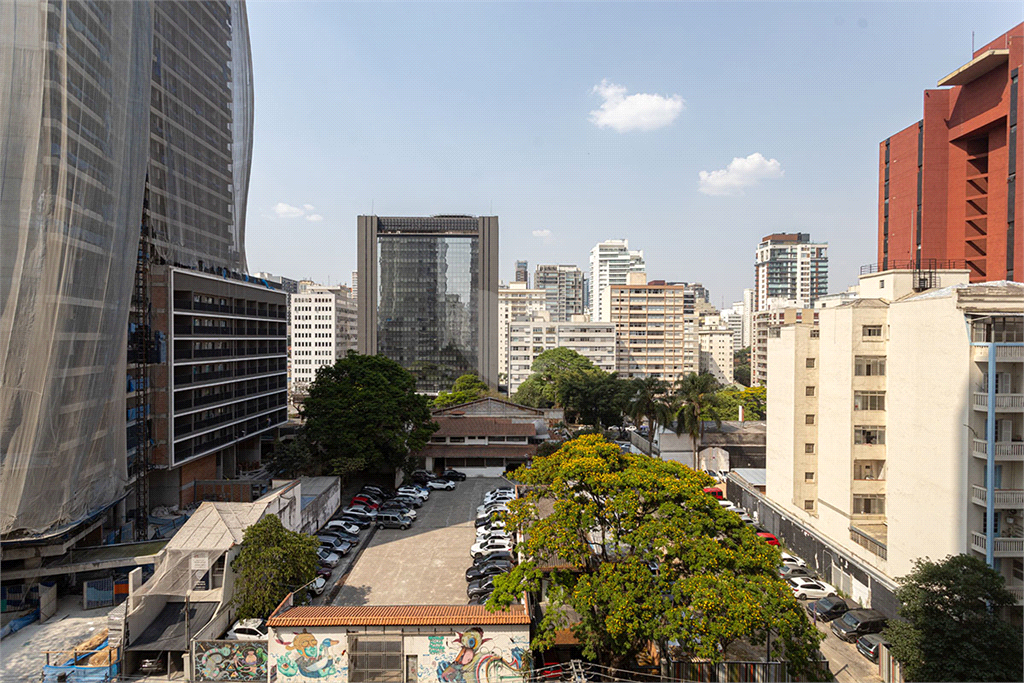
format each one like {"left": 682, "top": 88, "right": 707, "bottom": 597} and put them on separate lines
{"left": 0, "top": 609, "right": 39, "bottom": 640}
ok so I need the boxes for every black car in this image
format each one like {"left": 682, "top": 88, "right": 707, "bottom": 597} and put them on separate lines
{"left": 411, "top": 470, "right": 434, "bottom": 484}
{"left": 330, "top": 530, "right": 360, "bottom": 545}
{"left": 442, "top": 469, "right": 467, "bottom": 481}
{"left": 832, "top": 609, "right": 888, "bottom": 642}
{"left": 468, "top": 591, "right": 492, "bottom": 605}
{"left": 475, "top": 513, "right": 504, "bottom": 528}
{"left": 388, "top": 495, "right": 423, "bottom": 509}
{"left": 466, "top": 560, "right": 513, "bottom": 582}
{"left": 335, "top": 514, "right": 372, "bottom": 529}
{"left": 473, "top": 550, "right": 514, "bottom": 566}
{"left": 467, "top": 576, "right": 495, "bottom": 598}
{"left": 806, "top": 595, "right": 851, "bottom": 622}
{"left": 379, "top": 503, "right": 414, "bottom": 517}
{"left": 139, "top": 657, "right": 167, "bottom": 675}
{"left": 361, "top": 485, "right": 395, "bottom": 499}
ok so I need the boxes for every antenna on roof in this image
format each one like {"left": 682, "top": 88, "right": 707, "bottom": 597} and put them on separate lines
{"left": 972, "top": 30, "right": 975, "bottom": 53}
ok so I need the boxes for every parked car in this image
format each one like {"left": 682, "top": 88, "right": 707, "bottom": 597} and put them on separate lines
{"left": 484, "top": 490, "right": 516, "bottom": 502}
{"left": 487, "top": 487, "right": 515, "bottom": 496}
{"left": 310, "top": 576, "right": 328, "bottom": 596}
{"left": 377, "top": 512, "right": 413, "bottom": 530}
{"left": 780, "top": 552, "right": 806, "bottom": 568}
{"left": 717, "top": 499, "right": 736, "bottom": 511}
{"left": 380, "top": 503, "right": 417, "bottom": 519}
{"left": 703, "top": 487, "right": 724, "bottom": 500}
{"left": 787, "top": 577, "right": 837, "bottom": 600}
{"left": 318, "top": 537, "right": 352, "bottom": 555}
{"left": 425, "top": 477, "right": 456, "bottom": 490}
{"left": 227, "top": 619, "right": 267, "bottom": 641}
{"left": 477, "top": 520, "right": 506, "bottom": 533}
{"left": 779, "top": 565, "right": 814, "bottom": 580}
{"left": 389, "top": 494, "right": 423, "bottom": 508}
{"left": 325, "top": 520, "right": 361, "bottom": 535}
{"left": 806, "top": 595, "right": 851, "bottom": 622}
{"left": 473, "top": 550, "right": 514, "bottom": 566}
{"left": 471, "top": 538, "right": 513, "bottom": 558}
{"left": 832, "top": 609, "right": 888, "bottom": 642}
{"left": 411, "top": 469, "right": 434, "bottom": 484}
{"left": 316, "top": 566, "right": 333, "bottom": 579}
{"left": 138, "top": 657, "right": 167, "bottom": 675}
{"left": 468, "top": 591, "right": 492, "bottom": 606}
{"left": 442, "top": 469, "right": 467, "bottom": 481}
{"left": 317, "top": 548, "right": 341, "bottom": 568}
{"left": 465, "top": 560, "right": 514, "bottom": 582}
{"left": 757, "top": 532, "right": 780, "bottom": 546}
{"left": 856, "top": 634, "right": 887, "bottom": 663}
{"left": 360, "top": 485, "right": 395, "bottom": 499}
{"left": 342, "top": 505, "right": 378, "bottom": 520}
{"left": 349, "top": 495, "right": 380, "bottom": 509}
{"left": 476, "top": 529, "right": 511, "bottom": 543}
{"left": 737, "top": 512, "right": 754, "bottom": 524}
{"left": 396, "top": 485, "right": 428, "bottom": 501}
{"left": 327, "top": 530, "right": 361, "bottom": 545}
{"left": 335, "top": 513, "right": 372, "bottom": 529}
{"left": 475, "top": 513, "right": 504, "bottom": 528}
{"left": 467, "top": 576, "right": 496, "bottom": 598}
{"left": 477, "top": 503, "right": 509, "bottom": 515}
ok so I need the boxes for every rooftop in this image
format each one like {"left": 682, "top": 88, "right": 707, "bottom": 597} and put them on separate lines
{"left": 268, "top": 605, "right": 530, "bottom": 627}
{"left": 432, "top": 417, "right": 536, "bottom": 438}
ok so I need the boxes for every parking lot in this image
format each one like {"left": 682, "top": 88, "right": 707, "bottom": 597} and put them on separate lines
{"left": 333, "top": 477, "right": 510, "bottom": 606}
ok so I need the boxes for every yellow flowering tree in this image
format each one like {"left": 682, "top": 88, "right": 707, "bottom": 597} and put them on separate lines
{"left": 488, "top": 435, "right": 825, "bottom": 677}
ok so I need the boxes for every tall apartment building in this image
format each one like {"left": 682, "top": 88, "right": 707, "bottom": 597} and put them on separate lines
{"left": 590, "top": 240, "right": 646, "bottom": 322}
{"left": 754, "top": 233, "right": 829, "bottom": 312}
{"left": 610, "top": 274, "right": 700, "bottom": 384}
{"left": 290, "top": 283, "right": 358, "bottom": 394}
{"left": 721, "top": 301, "right": 746, "bottom": 353}
{"left": 514, "top": 260, "right": 530, "bottom": 286}
{"left": 2, "top": 0, "right": 268, "bottom": 545}
{"left": 751, "top": 303, "right": 817, "bottom": 387}
{"left": 357, "top": 215, "right": 499, "bottom": 393}
{"left": 742, "top": 288, "right": 755, "bottom": 348}
{"left": 767, "top": 268, "right": 1024, "bottom": 607}
{"left": 498, "top": 283, "right": 547, "bottom": 388}
{"left": 534, "top": 264, "right": 586, "bottom": 322}
{"left": 506, "top": 318, "right": 616, "bottom": 394}
{"left": 878, "top": 23, "right": 1022, "bottom": 282}
{"left": 699, "top": 328, "right": 735, "bottom": 385}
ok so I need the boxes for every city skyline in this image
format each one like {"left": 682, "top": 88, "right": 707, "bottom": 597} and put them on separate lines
{"left": 244, "top": 3, "right": 1021, "bottom": 305}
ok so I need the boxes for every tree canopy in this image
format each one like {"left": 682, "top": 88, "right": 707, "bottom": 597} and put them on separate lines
{"left": 513, "top": 348, "right": 597, "bottom": 408}
{"left": 490, "top": 435, "right": 825, "bottom": 676}
{"left": 432, "top": 373, "right": 493, "bottom": 409}
{"left": 300, "top": 351, "right": 437, "bottom": 476}
{"left": 675, "top": 373, "right": 724, "bottom": 454}
{"left": 625, "top": 377, "right": 673, "bottom": 451}
{"left": 557, "top": 370, "right": 632, "bottom": 429}
{"left": 882, "top": 554, "right": 1023, "bottom": 682}
{"left": 733, "top": 347, "right": 751, "bottom": 387}
{"left": 704, "top": 386, "right": 767, "bottom": 422}
{"left": 231, "top": 515, "right": 320, "bottom": 620}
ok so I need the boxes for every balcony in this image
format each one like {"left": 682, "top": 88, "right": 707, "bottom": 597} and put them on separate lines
{"left": 970, "top": 531, "right": 1024, "bottom": 557}
{"left": 1007, "top": 585, "right": 1024, "bottom": 606}
{"left": 973, "top": 346, "right": 1024, "bottom": 362}
{"left": 970, "top": 485, "right": 1024, "bottom": 508}
{"left": 971, "top": 438, "right": 1024, "bottom": 461}
{"left": 973, "top": 393, "right": 1024, "bottom": 411}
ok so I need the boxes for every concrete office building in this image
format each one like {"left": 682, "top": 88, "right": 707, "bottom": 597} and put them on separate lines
{"left": 498, "top": 283, "right": 547, "bottom": 390}
{"left": 506, "top": 317, "right": 616, "bottom": 394}
{"left": 754, "top": 233, "right": 829, "bottom": 313}
{"left": 290, "top": 283, "right": 358, "bottom": 394}
{"left": 610, "top": 274, "right": 700, "bottom": 384}
{"left": 767, "top": 267, "right": 1024, "bottom": 606}
{"left": 590, "top": 240, "right": 646, "bottom": 322}
{"left": 357, "top": 215, "right": 499, "bottom": 393}
{"left": 721, "top": 301, "right": 746, "bottom": 353}
{"left": 879, "top": 23, "right": 1022, "bottom": 282}
{"left": 534, "top": 264, "right": 586, "bottom": 322}
{"left": 699, "top": 328, "right": 735, "bottom": 385}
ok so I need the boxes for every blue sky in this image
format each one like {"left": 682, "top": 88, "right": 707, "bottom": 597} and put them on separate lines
{"left": 245, "top": 1, "right": 1022, "bottom": 306}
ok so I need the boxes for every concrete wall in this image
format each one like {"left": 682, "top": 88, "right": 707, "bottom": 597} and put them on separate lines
{"left": 268, "top": 624, "right": 530, "bottom": 682}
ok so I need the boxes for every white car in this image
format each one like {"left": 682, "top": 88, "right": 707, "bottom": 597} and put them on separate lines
{"left": 310, "top": 576, "right": 327, "bottom": 596}
{"left": 484, "top": 493, "right": 515, "bottom": 506}
{"left": 476, "top": 528, "right": 511, "bottom": 542}
{"left": 477, "top": 503, "right": 509, "bottom": 516}
{"left": 227, "top": 619, "right": 267, "bottom": 641}
{"left": 325, "top": 520, "right": 360, "bottom": 535}
{"left": 425, "top": 478, "right": 456, "bottom": 491}
{"left": 397, "top": 486, "right": 428, "bottom": 500}
{"left": 717, "top": 499, "right": 736, "bottom": 511}
{"left": 787, "top": 577, "right": 837, "bottom": 600}
{"left": 342, "top": 505, "right": 378, "bottom": 519}
{"left": 471, "top": 538, "right": 513, "bottom": 558}
{"left": 780, "top": 552, "right": 807, "bottom": 568}
{"left": 487, "top": 487, "right": 515, "bottom": 496}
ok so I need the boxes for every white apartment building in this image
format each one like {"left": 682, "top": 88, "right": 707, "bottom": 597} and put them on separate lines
{"left": 610, "top": 273, "right": 700, "bottom": 384}
{"left": 589, "top": 239, "right": 645, "bottom": 322}
{"left": 754, "top": 233, "right": 828, "bottom": 312}
{"left": 751, "top": 301, "right": 816, "bottom": 387}
{"left": 767, "top": 269, "right": 1024, "bottom": 606}
{"left": 498, "top": 282, "right": 548, "bottom": 386}
{"left": 290, "top": 282, "right": 357, "bottom": 394}
{"left": 699, "top": 328, "right": 735, "bottom": 385}
{"left": 720, "top": 301, "right": 746, "bottom": 353}
{"left": 534, "top": 264, "right": 585, "bottom": 321}
{"left": 742, "top": 288, "right": 755, "bottom": 348}
{"left": 506, "top": 317, "right": 616, "bottom": 394}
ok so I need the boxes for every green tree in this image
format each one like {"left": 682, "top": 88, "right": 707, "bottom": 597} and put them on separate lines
{"left": 882, "top": 554, "right": 1023, "bottom": 682}
{"left": 301, "top": 351, "right": 437, "bottom": 476}
{"left": 265, "top": 437, "right": 318, "bottom": 478}
{"left": 432, "top": 373, "right": 493, "bottom": 409}
{"left": 558, "top": 370, "right": 631, "bottom": 428}
{"left": 705, "top": 386, "right": 767, "bottom": 422}
{"left": 491, "top": 436, "right": 825, "bottom": 676}
{"left": 513, "top": 348, "right": 597, "bottom": 408}
{"left": 625, "top": 377, "right": 673, "bottom": 454}
{"left": 231, "top": 515, "right": 320, "bottom": 620}
{"left": 733, "top": 347, "right": 751, "bottom": 386}
{"left": 675, "top": 373, "right": 724, "bottom": 459}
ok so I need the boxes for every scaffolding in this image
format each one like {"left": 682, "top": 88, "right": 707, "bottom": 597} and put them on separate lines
{"left": 131, "top": 187, "right": 154, "bottom": 540}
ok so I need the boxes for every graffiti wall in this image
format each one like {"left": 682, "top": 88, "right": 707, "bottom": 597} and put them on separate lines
{"left": 193, "top": 640, "right": 269, "bottom": 682}
{"left": 267, "top": 625, "right": 530, "bottom": 683}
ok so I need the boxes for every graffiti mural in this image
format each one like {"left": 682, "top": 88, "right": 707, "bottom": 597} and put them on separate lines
{"left": 436, "top": 628, "right": 528, "bottom": 683}
{"left": 193, "top": 640, "right": 269, "bottom": 682}
{"left": 275, "top": 629, "right": 347, "bottom": 679}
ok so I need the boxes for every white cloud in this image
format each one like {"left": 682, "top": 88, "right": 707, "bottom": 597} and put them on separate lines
{"left": 589, "top": 79, "right": 685, "bottom": 132}
{"left": 698, "top": 153, "right": 784, "bottom": 196}
{"left": 306, "top": 214, "right": 324, "bottom": 222}
{"left": 303, "top": 204, "right": 316, "bottom": 212}
{"left": 532, "top": 229, "right": 551, "bottom": 238}
{"left": 273, "top": 202, "right": 305, "bottom": 218}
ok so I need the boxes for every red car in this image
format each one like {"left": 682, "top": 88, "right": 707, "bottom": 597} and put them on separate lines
{"left": 349, "top": 496, "right": 379, "bottom": 509}
{"left": 757, "top": 532, "right": 780, "bottom": 546}
{"left": 703, "top": 487, "right": 724, "bottom": 500}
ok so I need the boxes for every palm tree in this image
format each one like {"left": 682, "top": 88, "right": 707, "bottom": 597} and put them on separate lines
{"left": 674, "top": 372, "right": 724, "bottom": 467}
{"left": 626, "top": 377, "right": 673, "bottom": 456}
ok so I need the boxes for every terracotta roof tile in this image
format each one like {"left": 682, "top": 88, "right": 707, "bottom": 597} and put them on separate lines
{"left": 268, "top": 604, "right": 530, "bottom": 627}
{"left": 415, "top": 444, "right": 537, "bottom": 459}
{"left": 433, "top": 417, "right": 536, "bottom": 438}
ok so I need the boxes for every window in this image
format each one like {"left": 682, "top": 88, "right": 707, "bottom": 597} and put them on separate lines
{"left": 805, "top": 386, "right": 816, "bottom": 397}
{"left": 854, "top": 426, "right": 885, "bottom": 445}
{"left": 855, "top": 356, "right": 886, "bottom": 376}
{"left": 1013, "top": 559, "right": 1023, "bottom": 582}
{"left": 804, "top": 500, "right": 815, "bottom": 510}
{"left": 879, "top": 279, "right": 885, "bottom": 288}
{"left": 348, "top": 637, "right": 403, "bottom": 682}
{"left": 862, "top": 325, "right": 883, "bottom": 339}
{"left": 806, "top": 358, "right": 816, "bottom": 368}
{"left": 853, "top": 495, "right": 886, "bottom": 515}
{"left": 805, "top": 414, "right": 816, "bottom": 425}
{"left": 804, "top": 471, "right": 815, "bottom": 480}
{"left": 804, "top": 443, "right": 815, "bottom": 454}
{"left": 854, "top": 391, "right": 886, "bottom": 411}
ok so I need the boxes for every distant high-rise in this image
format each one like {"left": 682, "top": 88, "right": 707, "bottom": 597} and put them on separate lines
{"left": 357, "top": 215, "right": 499, "bottom": 393}
{"left": 514, "top": 260, "right": 529, "bottom": 286}
{"left": 534, "top": 264, "right": 585, "bottom": 322}
{"left": 291, "top": 282, "right": 357, "bottom": 393}
{"left": 754, "top": 233, "right": 829, "bottom": 312}
{"left": 878, "top": 23, "right": 1022, "bottom": 281}
{"left": 589, "top": 240, "right": 645, "bottom": 322}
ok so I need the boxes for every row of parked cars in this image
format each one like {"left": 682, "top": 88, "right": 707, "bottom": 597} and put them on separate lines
{"left": 466, "top": 486, "right": 518, "bottom": 605}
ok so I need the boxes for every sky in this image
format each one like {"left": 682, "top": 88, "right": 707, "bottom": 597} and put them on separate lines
{"left": 244, "top": 1, "right": 1023, "bottom": 306}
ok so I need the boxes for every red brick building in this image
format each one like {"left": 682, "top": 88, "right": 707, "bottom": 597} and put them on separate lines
{"left": 879, "top": 23, "right": 1023, "bottom": 282}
